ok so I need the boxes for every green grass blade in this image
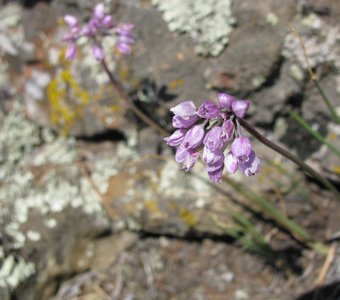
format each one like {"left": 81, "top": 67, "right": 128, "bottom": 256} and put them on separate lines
{"left": 289, "top": 110, "right": 340, "bottom": 157}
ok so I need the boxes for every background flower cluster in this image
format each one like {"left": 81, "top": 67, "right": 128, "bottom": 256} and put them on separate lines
{"left": 63, "top": 3, "right": 134, "bottom": 60}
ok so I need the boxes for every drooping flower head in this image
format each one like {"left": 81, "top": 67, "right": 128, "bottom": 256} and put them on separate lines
{"left": 164, "top": 92, "right": 260, "bottom": 182}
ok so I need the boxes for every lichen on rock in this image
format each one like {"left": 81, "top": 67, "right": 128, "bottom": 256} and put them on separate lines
{"left": 152, "top": 0, "right": 236, "bottom": 56}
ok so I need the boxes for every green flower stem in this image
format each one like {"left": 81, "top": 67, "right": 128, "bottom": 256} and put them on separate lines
{"left": 100, "top": 59, "right": 168, "bottom": 136}
{"left": 239, "top": 119, "right": 339, "bottom": 199}
{"left": 289, "top": 110, "right": 340, "bottom": 157}
{"left": 224, "top": 177, "right": 329, "bottom": 255}
{"left": 314, "top": 80, "right": 340, "bottom": 124}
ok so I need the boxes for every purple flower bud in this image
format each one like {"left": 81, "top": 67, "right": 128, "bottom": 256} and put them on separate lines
{"left": 203, "top": 126, "right": 224, "bottom": 152}
{"left": 239, "top": 151, "right": 260, "bottom": 176}
{"left": 94, "top": 3, "right": 105, "bottom": 19}
{"left": 224, "top": 152, "right": 238, "bottom": 174}
{"left": 182, "top": 125, "right": 204, "bottom": 150}
{"left": 197, "top": 100, "right": 220, "bottom": 119}
{"left": 92, "top": 44, "right": 104, "bottom": 60}
{"left": 164, "top": 129, "right": 186, "bottom": 147}
{"left": 172, "top": 115, "right": 198, "bottom": 129}
{"left": 64, "top": 15, "right": 78, "bottom": 27}
{"left": 65, "top": 43, "right": 77, "bottom": 60}
{"left": 170, "top": 101, "right": 196, "bottom": 118}
{"left": 115, "top": 23, "right": 134, "bottom": 35}
{"left": 116, "top": 43, "right": 131, "bottom": 54}
{"left": 231, "top": 137, "right": 252, "bottom": 161}
{"left": 217, "top": 93, "right": 235, "bottom": 110}
{"left": 221, "top": 120, "right": 234, "bottom": 142}
{"left": 175, "top": 145, "right": 200, "bottom": 171}
{"left": 102, "top": 15, "right": 113, "bottom": 28}
{"left": 231, "top": 100, "right": 250, "bottom": 118}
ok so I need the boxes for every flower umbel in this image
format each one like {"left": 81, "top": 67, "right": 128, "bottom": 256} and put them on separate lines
{"left": 62, "top": 3, "right": 134, "bottom": 60}
{"left": 164, "top": 93, "right": 260, "bottom": 182}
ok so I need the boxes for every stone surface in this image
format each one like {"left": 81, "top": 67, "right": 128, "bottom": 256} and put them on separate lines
{"left": 1, "top": 0, "right": 340, "bottom": 299}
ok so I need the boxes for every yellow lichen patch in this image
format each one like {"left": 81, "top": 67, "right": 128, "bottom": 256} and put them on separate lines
{"left": 168, "top": 79, "right": 184, "bottom": 90}
{"left": 178, "top": 207, "right": 198, "bottom": 227}
{"left": 47, "top": 66, "right": 90, "bottom": 135}
{"left": 144, "top": 199, "right": 162, "bottom": 215}
{"left": 333, "top": 166, "right": 340, "bottom": 175}
{"left": 169, "top": 201, "right": 198, "bottom": 228}
{"left": 327, "top": 132, "right": 337, "bottom": 141}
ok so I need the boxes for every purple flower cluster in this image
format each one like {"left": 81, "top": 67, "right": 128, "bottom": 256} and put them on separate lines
{"left": 63, "top": 3, "right": 134, "bottom": 60}
{"left": 164, "top": 93, "right": 260, "bottom": 182}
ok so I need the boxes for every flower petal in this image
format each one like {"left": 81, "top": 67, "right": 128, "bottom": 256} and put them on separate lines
{"left": 164, "top": 129, "right": 187, "bottom": 147}
{"left": 203, "top": 126, "right": 224, "bottom": 152}
{"left": 64, "top": 15, "right": 78, "bottom": 27}
{"left": 231, "top": 100, "right": 250, "bottom": 118}
{"left": 224, "top": 152, "right": 238, "bottom": 174}
{"left": 170, "top": 101, "right": 196, "bottom": 118}
{"left": 182, "top": 125, "right": 204, "bottom": 150}
{"left": 217, "top": 93, "right": 235, "bottom": 109}
{"left": 239, "top": 151, "right": 260, "bottom": 176}
{"left": 231, "top": 137, "right": 252, "bottom": 160}
{"left": 172, "top": 115, "right": 197, "bottom": 128}
{"left": 197, "top": 100, "right": 220, "bottom": 119}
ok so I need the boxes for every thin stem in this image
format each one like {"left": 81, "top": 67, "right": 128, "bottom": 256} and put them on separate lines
{"left": 100, "top": 59, "right": 168, "bottom": 136}
{"left": 288, "top": 23, "right": 340, "bottom": 124}
{"left": 314, "top": 80, "right": 340, "bottom": 124}
{"left": 289, "top": 110, "right": 340, "bottom": 157}
{"left": 239, "top": 118, "right": 339, "bottom": 199}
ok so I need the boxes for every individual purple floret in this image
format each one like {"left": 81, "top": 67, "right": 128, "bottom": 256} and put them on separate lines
{"left": 63, "top": 2, "right": 134, "bottom": 61}
{"left": 63, "top": 15, "right": 81, "bottom": 60}
{"left": 171, "top": 101, "right": 198, "bottom": 128}
{"left": 197, "top": 100, "right": 220, "bottom": 119}
{"left": 114, "top": 23, "right": 135, "bottom": 55}
{"left": 164, "top": 92, "right": 260, "bottom": 182}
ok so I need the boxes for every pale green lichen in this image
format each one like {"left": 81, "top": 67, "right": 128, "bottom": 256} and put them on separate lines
{"left": 282, "top": 13, "right": 340, "bottom": 92}
{"left": 152, "top": 0, "right": 235, "bottom": 56}
{"left": 0, "top": 255, "right": 35, "bottom": 290}
{"left": 0, "top": 103, "right": 112, "bottom": 291}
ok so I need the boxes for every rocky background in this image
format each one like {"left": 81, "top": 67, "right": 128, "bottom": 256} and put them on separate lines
{"left": 0, "top": 0, "right": 339, "bottom": 299}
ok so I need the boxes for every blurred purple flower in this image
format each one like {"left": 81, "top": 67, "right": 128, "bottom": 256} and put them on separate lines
{"left": 115, "top": 23, "right": 135, "bottom": 55}
{"left": 63, "top": 15, "right": 81, "bottom": 60}
{"left": 63, "top": 3, "right": 134, "bottom": 61}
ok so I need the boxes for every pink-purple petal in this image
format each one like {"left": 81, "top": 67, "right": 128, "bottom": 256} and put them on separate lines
{"left": 231, "top": 100, "right": 250, "bottom": 118}
{"left": 64, "top": 15, "right": 78, "bottom": 27}
{"left": 164, "top": 129, "right": 186, "bottom": 147}
{"left": 94, "top": 3, "right": 105, "bottom": 19}
{"left": 65, "top": 43, "right": 77, "bottom": 60}
{"left": 172, "top": 115, "right": 198, "bottom": 129}
{"left": 203, "top": 126, "right": 224, "bottom": 152}
{"left": 224, "top": 152, "right": 238, "bottom": 174}
{"left": 221, "top": 120, "right": 234, "bottom": 142}
{"left": 231, "top": 137, "right": 252, "bottom": 160}
{"left": 92, "top": 44, "right": 104, "bottom": 60}
{"left": 239, "top": 151, "right": 260, "bottom": 176}
{"left": 182, "top": 125, "right": 204, "bottom": 150}
{"left": 170, "top": 101, "right": 197, "bottom": 118}
{"left": 217, "top": 92, "right": 235, "bottom": 110}
{"left": 197, "top": 100, "right": 220, "bottom": 119}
